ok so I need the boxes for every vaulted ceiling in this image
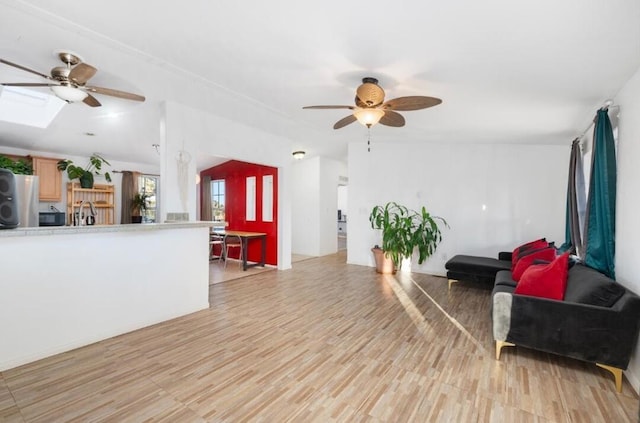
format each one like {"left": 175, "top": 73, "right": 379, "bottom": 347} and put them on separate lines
{"left": 0, "top": 0, "right": 638, "bottom": 168}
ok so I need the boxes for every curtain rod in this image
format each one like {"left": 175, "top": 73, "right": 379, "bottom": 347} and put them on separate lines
{"left": 577, "top": 100, "right": 619, "bottom": 142}
{"left": 112, "top": 170, "right": 160, "bottom": 177}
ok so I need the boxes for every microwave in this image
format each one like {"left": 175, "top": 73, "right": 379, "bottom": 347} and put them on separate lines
{"left": 39, "top": 212, "right": 66, "bottom": 226}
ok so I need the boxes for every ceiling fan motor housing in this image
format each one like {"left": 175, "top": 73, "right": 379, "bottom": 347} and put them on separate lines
{"left": 357, "top": 77, "right": 385, "bottom": 107}
{"left": 51, "top": 66, "right": 71, "bottom": 82}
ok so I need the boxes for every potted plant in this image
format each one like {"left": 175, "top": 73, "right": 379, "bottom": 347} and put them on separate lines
{"left": 369, "top": 201, "right": 447, "bottom": 273}
{"left": 0, "top": 155, "right": 33, "bottom": 175}
{"left": 57, "top": 154, "right": 111, "bottom": 188}
{"left": 131, "top": 192, "right": 149, "bottom": 223}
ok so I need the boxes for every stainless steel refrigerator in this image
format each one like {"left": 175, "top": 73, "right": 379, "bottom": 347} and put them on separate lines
{"left": 14, "top": 174, "right": 39, "bottom": 228}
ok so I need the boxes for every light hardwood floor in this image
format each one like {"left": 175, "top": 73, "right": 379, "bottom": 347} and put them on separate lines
{"left": 208, "top": 254, "right": 312, "bottom": 285}
{"left": 1, "top": 252, "right": 638, "bottom": 422}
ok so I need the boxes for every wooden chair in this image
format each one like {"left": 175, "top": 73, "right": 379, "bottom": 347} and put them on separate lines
{"left": 224, "top": 234, "right": 243, "bottom": 268}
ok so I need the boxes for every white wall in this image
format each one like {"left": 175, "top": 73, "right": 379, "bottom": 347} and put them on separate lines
{"left": 160, "top": 102, "right": 198, "bottom": 221}
{"left": 159, "top": 101, "right": 293, "bottom": 269}
{"left": 291, "top": 156, "right": 346, "bottom": 256}
{"left": 347, "top": 142, "right": 568, "bottom": 275}
{"left": 614, "top": 64, "right": 640, "bottom": 393}
{"left": 292, "top": 157, "right": 320, "bottom": 255}
{"left": 337, "top": 185, "right": 348, "bottom": 215}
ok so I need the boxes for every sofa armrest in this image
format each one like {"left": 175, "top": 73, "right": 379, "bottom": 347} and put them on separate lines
{"left": 498, "top": 251, "right": 512, "bottom": 262}
{"left": 492, "top": 286, "right": 514, "bottom": 342}
{"left": 506, "top": 291, "right": 640, "bottom": 369}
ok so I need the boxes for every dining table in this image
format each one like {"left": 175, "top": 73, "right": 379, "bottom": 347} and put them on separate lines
{"left": 213, "top": 229, "right": 267, "bottom": 271}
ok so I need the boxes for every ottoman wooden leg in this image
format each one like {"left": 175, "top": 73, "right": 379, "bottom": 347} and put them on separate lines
{"left": 596, "top": 363, "right": 623, "bottom": 393}
{"left": 448, "top": 279, "right": 459, "bottom": 290}
{"left": 495, "top": 340, "right": 515, "bottom": 360}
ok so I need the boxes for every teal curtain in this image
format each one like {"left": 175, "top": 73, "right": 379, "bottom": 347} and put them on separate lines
{"left": 583, "top": 109, "right": 617, "bottom": 279}
{"left": 560, "top": 139, "right": 586, "bottom": 256}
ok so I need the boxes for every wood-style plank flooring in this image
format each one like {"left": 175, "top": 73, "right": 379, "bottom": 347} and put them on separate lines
{"left": 1, "top": 251, "right": 638, "bottom": 422}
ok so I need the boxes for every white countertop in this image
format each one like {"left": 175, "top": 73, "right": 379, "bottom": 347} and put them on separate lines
{"left": 0, "top": 221, "right": 215, "bottom": 238}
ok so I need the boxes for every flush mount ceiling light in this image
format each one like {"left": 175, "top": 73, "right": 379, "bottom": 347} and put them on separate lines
{"left": 50, "top": 84, "right": 88, "bottom": 102}
{"left": 292, "top": 151, "right": 305, "bottom": 160}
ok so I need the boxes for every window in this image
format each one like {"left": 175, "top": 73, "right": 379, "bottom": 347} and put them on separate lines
{"left": 138, "top": 175, "right": 158, "bottom": 223}
{"left": 246, "top": 176, "right": 256, "bottom": 221}
{"left": 262, "top": 174, "right": 273, "bottom": 222}
{"left": 211, "top": 179, "right": 225, "bottom": 222}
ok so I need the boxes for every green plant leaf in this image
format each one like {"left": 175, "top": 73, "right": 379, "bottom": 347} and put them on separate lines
{"left": 0, "top": 155, "right": 33, "bottom": 175}
{"left": 57, "top": 154, "right": 112, "bottom": 183}
{"left": 369, "top": 201, "right": 448, "bottom": 268}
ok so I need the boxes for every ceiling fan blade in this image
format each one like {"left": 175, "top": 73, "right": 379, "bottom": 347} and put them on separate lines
{"left": 83, "top": 93, "right": 101, "bottom": 107}
{"left": 379, "top": 110, "right": 405, "bottom": 127}
{"left": 69, "top": 63, "right": 97, "bottom": 85}
{"left": 0, "top": 58, "right": 53, "bottom": 81}
{"left": 382, "top": 96, "right": 442, "bottom": 111}
{"left": 1, "top": 83, "right": 57, "bottom": 87}
{"left": 303, "top": 105, "right": 354, "bottom": 110}
{"left": 333, "top": 115, "right": 357, "bottom": 129}
{"left": 85, "top": 85, "right": 145, "bottom": 102}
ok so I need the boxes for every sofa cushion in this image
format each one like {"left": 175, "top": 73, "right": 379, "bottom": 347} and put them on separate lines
{"left": 511, "top": 238, "right": 548, "bottom": 271}
{"left": 514, "top": 252, "right": 569, "bottom": 300}
{"left": 564, "top": 264, "right": 626, "bottom": 307}
{"left": 445, "top": 255, "right": 511, "bottom": 276}
{"left": 512, "top": 247, "right": 557, "bottom": 281}
{"left": 494, "top": 270, "right": 517, "bottom": 287}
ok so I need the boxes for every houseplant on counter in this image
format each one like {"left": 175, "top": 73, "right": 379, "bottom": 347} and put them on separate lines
{"left": 131, "top": 192, "right": 149, "bottom": 224}
{"left": 369, "top": 201, "right": 447, "bottom": 273}
{"left": 0, "top": 154, "right": 33, "bottom": 175}
{"left": 57, "top": 153, "right": 111, "bottom": 188}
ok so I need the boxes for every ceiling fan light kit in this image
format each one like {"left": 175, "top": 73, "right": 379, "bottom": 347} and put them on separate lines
{"left": 303, "top": 77, "right": 442, "bottom": 130}
{"left": 354, "top": 108, "right": 384, "bottom": 127}
{"left": 50, "top": 85, "right": 88, "bottom": 102}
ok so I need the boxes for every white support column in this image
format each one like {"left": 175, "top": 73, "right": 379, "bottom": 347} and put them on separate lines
{"left": 159, "top": 101, "right": 198, "bottom": 222}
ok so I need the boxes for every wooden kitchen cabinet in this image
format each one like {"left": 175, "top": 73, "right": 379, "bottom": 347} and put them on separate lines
{"left": 32, "top": 156, "right": 62, "bottom": 202}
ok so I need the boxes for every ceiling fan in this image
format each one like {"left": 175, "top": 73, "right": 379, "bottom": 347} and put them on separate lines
{"left": 303, "top": 77, "right": 441, "bottom": 129}
{"left": 0, "top": 51, "right": 145, "bottom": 107}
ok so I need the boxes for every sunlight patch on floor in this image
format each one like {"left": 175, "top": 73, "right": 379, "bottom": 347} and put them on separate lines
{"left": 385, "top": 273, "right": 487, "bottom": 355}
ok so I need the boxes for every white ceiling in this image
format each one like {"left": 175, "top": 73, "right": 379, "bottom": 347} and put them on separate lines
{"left": 0, "top": 0, "right": 639, "bottom": 169}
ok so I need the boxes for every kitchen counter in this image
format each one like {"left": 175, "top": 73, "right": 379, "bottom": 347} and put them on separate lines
{"left": 0, "top": 221, "right": 211, "bottom": 371}
{"left": 0, "top": 221, "right": 214, "bottom": 238}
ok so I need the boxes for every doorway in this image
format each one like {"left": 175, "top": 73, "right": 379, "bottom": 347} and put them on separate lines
{"left": 337, "top": 184, "right": 348, "bottom": 251}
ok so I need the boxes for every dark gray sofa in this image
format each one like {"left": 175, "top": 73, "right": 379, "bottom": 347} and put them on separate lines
{"left": 492, "top": 261, "right": 640, "bottom": 392}
{"left": 445, "top": 252, "right": 512, "bottom": 288}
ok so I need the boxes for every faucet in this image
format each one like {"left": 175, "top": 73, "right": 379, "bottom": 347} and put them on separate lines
{"left": 77, "top": 201, "right": 86, "bottom": 226}
{"left": 77, "top": 201, "right": 97, "bottom": 226}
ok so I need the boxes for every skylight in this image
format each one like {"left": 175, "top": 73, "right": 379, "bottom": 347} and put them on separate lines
{"left": 0, "top": 86, "right": 65, "bottom": 128}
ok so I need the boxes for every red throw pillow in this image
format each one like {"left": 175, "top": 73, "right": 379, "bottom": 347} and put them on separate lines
{"left": 511, "top": 238, "right": 548, "bottom": 271}
{"left": 511, "top": 247, "right": 557, "bottom": 281}
{"left": 514, "top": 252, "right": 570, "bottom": 300}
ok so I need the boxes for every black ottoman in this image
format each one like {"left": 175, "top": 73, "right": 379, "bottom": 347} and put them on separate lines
{"left": 445, "top": 254, "right": 511, "bottom": 288}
